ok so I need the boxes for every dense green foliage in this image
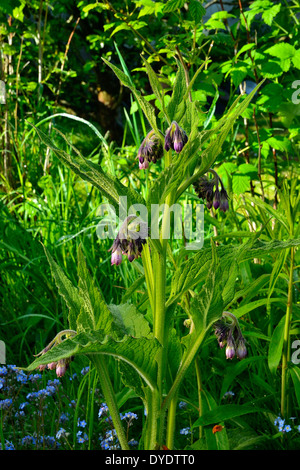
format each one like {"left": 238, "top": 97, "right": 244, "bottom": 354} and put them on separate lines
{"left": 1, "top": 0, "right": 300, "bottom": 451}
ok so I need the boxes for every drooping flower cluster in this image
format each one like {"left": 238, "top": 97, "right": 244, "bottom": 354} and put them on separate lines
{"left": 193, "top": 170, "right": 229, "bottom": 212}
{"left": 137, "top": 121, "right": 188, "bottom": 170}
{"left": 34, "top": 330, "right": 77, "bottom": 377}
{"left": 164, "top": 121, "right": 188, "bottom": 153}
{"left": 137, "top": 129, "right": 163, "bottom": 169}
{"left": 109, "top": 215, "right": 148, "bottom": 265}
{"left": 214, "top": 311, "right": 247, "bottom": 360}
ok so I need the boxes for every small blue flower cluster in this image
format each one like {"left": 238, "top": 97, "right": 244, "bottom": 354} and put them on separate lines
{"left": 26, "top": 384, "right": 57, "bottom": 400}
{"left": 179, "top": 427, "right": 191, "bottom": 435}
{"left": 0, "top": 440, "right": 15, "bottom": 450}
{"left": 100, "top": 428, "right": 120, "bottom": 450}
{"left": 98, "top": 403, "right": 139, "bottom": 449}
{"left": 274, "top": 416, "right": 300, "bottom": 434}
{"left": 0, "top": 398, "right": 13, "bottom": 409}
{"left": 1, "top": 434, "right": 60, "bottom": 449}
{"left": 0, "top": 364, "right": 140, "bottom": 450}
{"left": 0, "top": 364, "right": 65, "bottom": 449}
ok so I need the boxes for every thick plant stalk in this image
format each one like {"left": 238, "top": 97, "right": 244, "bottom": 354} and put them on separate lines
{"left": 154, "top": 155, "right": 173, "bottom": 447}
{"left": 281, "top": 247, "right": 295, "bottom": 419}
{"left": 166, "top": 393, "right": 178, "bottom": 450}
{"left": 144, "top": 388, "right": 160, "bottom": 450}
{"left": 195, "top": 357, "right": 204, "bottom": 439}
{"left": 92, "top": 355, "right": 130, "bottom": 450}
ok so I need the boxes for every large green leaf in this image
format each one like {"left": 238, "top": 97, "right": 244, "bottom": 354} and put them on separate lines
{"left": 107, "top": 303, "right": 151, "bottom": 338}
{"left": 44, "top": 245, "right": 115, "bottom": 335}
{"left": 166, "top": 61, "right": 187, "bottom": 124}
{"left": 163, "top": 0, "right": 185, "bottom": 13}
{"left": 188, "top": 263, "right": 224, "bottom": 337}
{"left": 25, "top": 329, "right": 160, "bottom": 390}
{"left": 142, "top": 57, "right": 168, "bottom": 123}
{"left": 167, "top": 238, "right": 300, "bottom": 308}
{"left": 102, "top": 59, "right": 160, "bottom": 137}
{"left": 31, "top": 124, "right": 145, "bottom": 210}
{"left": 193, "top": 404, "right": 263, "bottom": 427}
{"left": 77, "top": 246, "right": 114, "bottom": 334}
{"left": 44, "top": 245, "right": 81, "bottom": 331}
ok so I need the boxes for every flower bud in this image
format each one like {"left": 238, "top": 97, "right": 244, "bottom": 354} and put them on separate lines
{"left": 213, "top": 187, "right": 221, "bottom": 209}
{"left": 236, "top": 337, "right": 247, "bottom": 359}
{"left": 56, "top": 359, "right": 67, "bottom": 378}
{"left": 111, "top": 246, "right": 122, "bottom": 266}
{"left": 139, "top": 159, "right": 149, "bottom": 170}
{"left": 34, "top": 330, "right": 77, "bottom": 376}
{"left": 219, "top": 188, "right": 229, "bottom": 212}
{"left": 225, "top": 336, "right": 235, "bottom": 360}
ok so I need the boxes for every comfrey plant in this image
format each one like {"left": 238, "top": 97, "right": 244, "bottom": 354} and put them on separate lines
{"left": 25, "top": 56, "right": 265, "bottom": 450}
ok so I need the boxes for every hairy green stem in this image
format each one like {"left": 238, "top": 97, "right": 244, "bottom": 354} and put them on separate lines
{"left": 144, "top": 388, "right": 160, "bottom": 450}
{"left": 166, "top": 393, "right": 178, "bottom": 449}
{"left": 92, "top": 356, "right": 130, "bottom": 450}
{"left": 144, "top": 149, "right": 175, "bottom": 449}
{"left": 195, "top": 357, "right": 203, "bottom": 439}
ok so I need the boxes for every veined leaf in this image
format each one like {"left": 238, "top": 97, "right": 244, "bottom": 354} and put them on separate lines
{"left": 167, "top": 238, "right": 300, "bottom": 308}
{"left": 265, "top": 42, "right": 295, "bottom": 60}
{"left": 44, "top": 245, "right": 81, "bottom": 331}
{"left": 242, "top": 238, "right": 300, "bottom": 260}
{"left": 77, "top": 246, "right": 114, "bottom": 334}
{"left": 142, "top": 57, "right": 168, "bottom": 123}
{"left": 25, "top": 330, "right": 160, "bottom": 390}
{"left": 31, "top": 124, "right": 144, "bottom": 210}
{"left": 108, "top": 303, "right": 151, "bottom": 338}
{"left": 102, "top": 58, "right": 160, "bottom": 136}
{"left": 166, "top": 61, "right": 187, "bottom": 124}
{"left": 163, "top": 0, "right": 185, "bottom": 13}
{"left": 188, "top": 264, "right": 224, "bottom": 336}
{"left": 189, "top": 0, "right": 206, "bottom": 24}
